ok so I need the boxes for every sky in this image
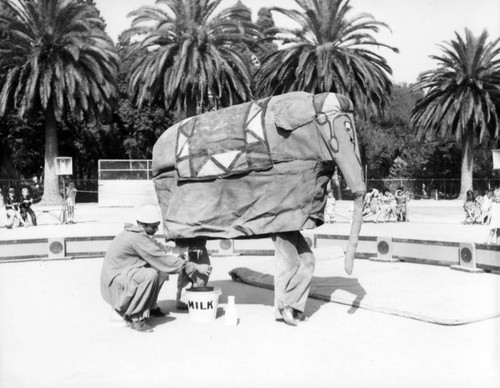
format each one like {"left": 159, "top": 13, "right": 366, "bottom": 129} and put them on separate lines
{"left": 93, "top": 0, "right": 500, "bottom": 84}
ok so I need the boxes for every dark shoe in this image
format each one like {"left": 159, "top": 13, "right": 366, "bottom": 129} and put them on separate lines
{"left": 127, "top": 320, "right": 153, "bottom": 333}
{"left": 150, "top": 308, "right": 167, "bottom": 318}
{"left": 293, "top": 310, "right": 308, "bottom": 322}
{"left": 281, "top": 306, "right": 298, "bottom": 327}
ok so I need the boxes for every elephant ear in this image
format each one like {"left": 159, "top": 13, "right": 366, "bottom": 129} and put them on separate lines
{"left": 272, "top": 92, "right": 316, "bottom": 131}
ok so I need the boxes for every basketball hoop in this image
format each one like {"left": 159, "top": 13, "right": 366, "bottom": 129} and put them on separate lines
{"left": 55, "top": 157, "right": 73, "bottom": 176}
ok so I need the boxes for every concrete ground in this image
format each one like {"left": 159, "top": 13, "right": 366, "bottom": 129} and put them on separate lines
{"left": 0, "top": 200, "right": 499, "bottom": 388}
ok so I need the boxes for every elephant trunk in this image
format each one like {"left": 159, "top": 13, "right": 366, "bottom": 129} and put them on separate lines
{"left": 344, "top": 193, "right": 364, "bottom": 275}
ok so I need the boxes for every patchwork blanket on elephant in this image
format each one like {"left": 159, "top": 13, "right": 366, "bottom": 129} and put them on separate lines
{"left": 152, "top": 91, "right": 364, "bottom": 241}
{"left": 154, "top": 160, "right": 335, "bottom": 240}
{"left": 175, "top": 99, "right": 273, "bottom": 181}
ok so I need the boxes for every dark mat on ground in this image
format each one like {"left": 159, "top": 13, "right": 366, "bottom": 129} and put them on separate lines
{"left": 229, "top": 260, "right": 500, "bottom": 326}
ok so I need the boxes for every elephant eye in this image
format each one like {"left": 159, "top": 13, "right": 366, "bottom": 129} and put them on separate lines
{"left": 345, "top": 121, "right": 355, "bottom": 143}
{"left": 316, "top": 112, "right": 328, "bottom": 125}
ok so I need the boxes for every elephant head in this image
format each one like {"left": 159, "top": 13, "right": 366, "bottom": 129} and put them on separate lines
{"left": 272, "top": 92, "right": 366, "bottom": 274}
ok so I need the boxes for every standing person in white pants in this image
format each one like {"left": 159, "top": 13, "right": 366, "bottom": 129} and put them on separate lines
{"left": 272, "top": 231, "right": 315, "bottom": 326}
{"left": 487, "top": 188, "right": 500, "bottom": 244}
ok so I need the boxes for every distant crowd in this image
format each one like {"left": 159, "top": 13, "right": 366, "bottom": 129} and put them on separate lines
{"left": 0, "top": 182, "right": 78, "bottom": 228}
{"left": 362, "top": 187, "right": 409, "bottom": 223}
{"left": 463, "top": 188, "right": 500, "bottom": 245}
{"left": 323, "top": 186, "right": 409, "bottom": 224}
{"left": 462, "top": 188, "right": 499, "bottom": 225}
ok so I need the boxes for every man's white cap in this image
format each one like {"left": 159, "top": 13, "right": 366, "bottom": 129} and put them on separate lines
{"left": 136, "top": 205, "right": 161, "bottom": 224}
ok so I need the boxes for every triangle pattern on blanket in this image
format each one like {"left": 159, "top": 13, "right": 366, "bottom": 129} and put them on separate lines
{"left": 177, "top": 134, "right": 189, "bottom": 159}
{"left": 175, "top": 99, "right": 273, "bottom": 180}
{"left": 211, "top": 150, "right": 241, "bottom": 170}
{"left": 246, "top": 117, "right": 265, "bottom": 143}
{"left": 197, "top": 158, "right": 226, "bottom": 177}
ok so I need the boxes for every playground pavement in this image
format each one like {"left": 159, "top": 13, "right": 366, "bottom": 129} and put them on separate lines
{"left": 0, "top": 200, "right": 499, "bottom": 388}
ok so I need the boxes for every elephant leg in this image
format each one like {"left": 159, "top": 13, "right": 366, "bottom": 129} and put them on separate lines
{"left": 176, "top": 238, "right": 211, "bottom": 309}
{"left": 272, "top": 231, "right": 315, "bottom": 319}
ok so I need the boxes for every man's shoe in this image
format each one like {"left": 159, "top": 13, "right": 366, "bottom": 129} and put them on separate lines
{"left": 281, "top": 306, "right": 298, "bottom": 327}
{"left": 150, "top": 308, "right": 166, "bottom": 318}
{"left": 127, "top": 320, "right": 153, "bottom": 333}
{"left": 293, "top": 310, "right": 308, "bottom": 322}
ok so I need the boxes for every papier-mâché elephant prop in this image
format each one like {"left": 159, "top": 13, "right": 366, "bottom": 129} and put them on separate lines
{"left": 152, "top": 91, "right": 366, "bottom": 274}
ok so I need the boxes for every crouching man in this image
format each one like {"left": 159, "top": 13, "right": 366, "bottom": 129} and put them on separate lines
{"left": 100, "top": 205, "right": 212, "bottom": 332}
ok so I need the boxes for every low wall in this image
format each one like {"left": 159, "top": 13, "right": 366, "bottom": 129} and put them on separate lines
{"left": 98, "top": 180, "right": 158, "bottom": 207}
{"left": 1, "top": 231, "right": 498, "bottom": 273}
{"left": 315, "top": 234, "right": 500, "bottom": 271}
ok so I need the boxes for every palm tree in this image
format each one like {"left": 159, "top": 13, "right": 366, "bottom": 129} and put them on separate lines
{"left": 411, "top": 29, "right": 500, "bottom": 198}
{"left": 0, "top": 0, "right": 118, "bottom": 204}
{"left": 125, "top": 0, "right": 261, "bottom": 117}
{"left": 253, "top": 0, "right": 398, "bottom": 116}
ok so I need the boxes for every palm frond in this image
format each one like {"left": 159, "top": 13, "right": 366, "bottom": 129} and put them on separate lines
{"left": 411, "top": 28, "right": 500, "bottom": 144}
{"left": 254, "top": 0, "right": 396, "bottom": 116}
{"left": 0, "top": 0, "right": 119, "bottom": 122}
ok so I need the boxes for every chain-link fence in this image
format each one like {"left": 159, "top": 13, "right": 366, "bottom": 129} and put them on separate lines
{"left": 330, "top": 177, "right": 500, "bottom": 200}
{"left": 2, "top": 177, "right": 500, "bottom": 203}
{"left": 367, "top": 178, "right": 500, "bottom": 200}
{"left": 364, "top": 178, "right": 500, "bottom": 200}
{"left": 98, "top": 159, "right": 153, "bottom": 180}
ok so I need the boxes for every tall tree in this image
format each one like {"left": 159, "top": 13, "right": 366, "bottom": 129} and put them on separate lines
{"left": 0, "top": 0, "right": 118, "bottom": 204}
{"left": 125, "top": 0, "right": 261, "bottom": 117}
{"left": 116, "top": 32, "right": 176, "bottom": 159}
{"left": 411, "top": 29, "right": 500, "bottom": 198}
{"left": 254, "top": 7, "right": 278, "bottom": 66}
{"left": 253, "top": 0, "right": 398, "bottom": 116}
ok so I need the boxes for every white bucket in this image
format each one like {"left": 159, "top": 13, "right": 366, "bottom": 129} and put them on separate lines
{"left": 185, "top": 286, "right": 221, "bottom": 323}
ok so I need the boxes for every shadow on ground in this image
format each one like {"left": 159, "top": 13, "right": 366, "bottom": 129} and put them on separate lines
{"left": 158, "top": 275, "right": 367, "bottom": 319}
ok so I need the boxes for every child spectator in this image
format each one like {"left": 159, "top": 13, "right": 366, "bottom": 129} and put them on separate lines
{"left": 395, "top": 187, "right": 408, "bottom": 222}
{"left": 19, "top": 187, "right": 37, "bottom": 226}
{"left": 463, "top": 190, "right": 481, "bottom": 224}
{"left": 5, "top": 188, "right": 25, "bottom": 228}
{"left": 65, "top": 181, "right": 78, "bottom": 223}
{"left": 324, "top": 190, "right": 336, "bottom": 223}
{"left": 486, "top": 188, "right": 500, "bottom": 244}
{"left": 479, "top": 190, "right": 493, "bottom": 224}
{"left": 375, "top": 188, "right": 396, "bottom": 222}
{"left": 362, "top": 188, "right": 380, "bottom": 221}
{"left": 0, "top": 188, "right": 9, "bottom": 228}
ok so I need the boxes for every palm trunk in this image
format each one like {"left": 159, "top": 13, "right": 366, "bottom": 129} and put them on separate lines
{"left": 186, "top": 94, "right": 197, "bottom": 118}
{"left": 39, "top": 109, "right": 63, "bottom": 205}
{"left": 459, "top": 128, "right": 474, "bottom": 199}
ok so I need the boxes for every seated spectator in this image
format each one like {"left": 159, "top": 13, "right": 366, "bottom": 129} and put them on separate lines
{"left": 362, "top": 188, "right": 380, "bottom": 221}
{"left": 463, "top": 190, "right": 481, "bottom": 224}
{"left": 394, "top": 187, "right": 409, "bottom": 222}
{"left": 479, "top": 190, "right": 493, "bottom": 224}
{"left": 486, "top": 188, "right": 500, "bottom": 244}
{"left": 19, "top": 187, "right": 37, "bottom": 226}
{"left": 324, "top": 190, "right": 336, "bottom": 223}
{"left": 0, "top": 188, "right": 9, "bottom": 228}
{"left": 375, "top": 188, "right": 396, "bottom": 223}
{"left": 5, "top": 188, "right": 25, "bottom": 228}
